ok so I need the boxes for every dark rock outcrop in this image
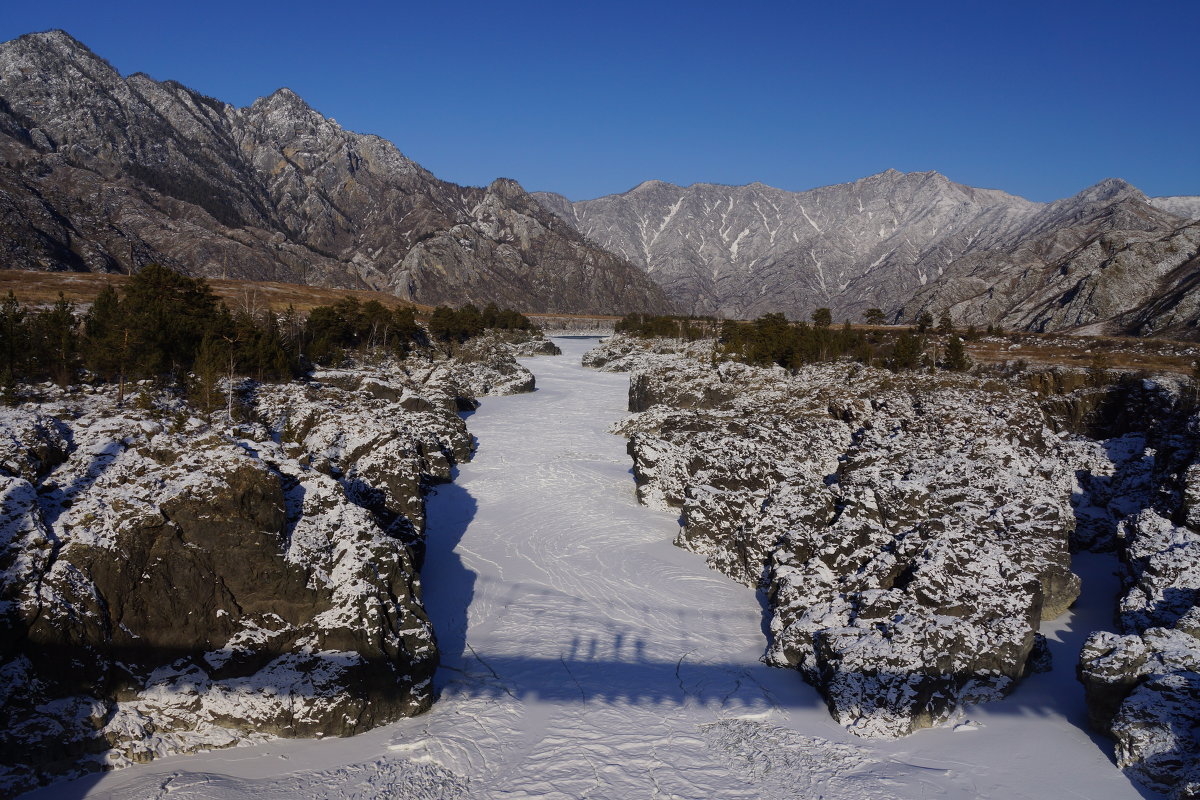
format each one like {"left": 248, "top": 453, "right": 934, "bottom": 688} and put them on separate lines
{"left": 1064, "top": 380, "right": 1200, "bottom": 799}
{"left": 0, "top": 341, "right": 539, "bottom": 795}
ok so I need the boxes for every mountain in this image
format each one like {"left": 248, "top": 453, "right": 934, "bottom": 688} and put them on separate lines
{"left": 1151, "top": 196, "right": 1200, "bottom": 220}
{"left": 535, "top": 171, "right": 1040, "bottom": 320}
{"left": 536, "top": 173, "right": 1199, "bottom": 336}
{"left": 0, "top": 31, "right": 671, "bottom": 314}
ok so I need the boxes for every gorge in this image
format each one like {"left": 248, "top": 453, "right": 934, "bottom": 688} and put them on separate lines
{"left": 16, "top": 337, "right": 1193, "bottom": 800}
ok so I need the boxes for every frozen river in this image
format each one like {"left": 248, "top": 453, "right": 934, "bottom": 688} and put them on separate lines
{"left": 29, "top": 338, "right": 1147, "bottom": 799}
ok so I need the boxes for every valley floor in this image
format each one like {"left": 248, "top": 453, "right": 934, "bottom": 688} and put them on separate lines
{"left": 23, "top": 339, "right": 1153, "bottom": 800}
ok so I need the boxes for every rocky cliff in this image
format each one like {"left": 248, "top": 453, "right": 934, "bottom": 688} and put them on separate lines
{"left": 537, "top": 174, "right": 1200, "bottom": 336}
{"left": 1068, "top": 381, "right": 1200, "bottom": 800}
{"left": 588, "top": 336, "right": 1080, "bottom": 736}
{"left": 588, "top": 336, "right": 1200, "bottom": 796}
{"left": 0, "top": 333, "right": 547, "bottom": 796}
{"left": 0, "top": 31, "right": 671, "bottom": 315}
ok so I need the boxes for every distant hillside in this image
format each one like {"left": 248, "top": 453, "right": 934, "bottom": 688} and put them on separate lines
{"left": 536, "top": 173, "right": 1200, "bottom": 338}
{"left": 0, "top": 269, "right": 431, "bottom": 314}
{"left": 0, "top": 31, "right": 672, "bottom": 315}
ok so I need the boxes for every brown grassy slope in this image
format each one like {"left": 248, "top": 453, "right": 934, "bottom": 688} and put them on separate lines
{"left": 0, "top": 270, "right": 432, "bottom": 314}
{"left": 877, "top": 328, "right": 1200, "bottom": 376}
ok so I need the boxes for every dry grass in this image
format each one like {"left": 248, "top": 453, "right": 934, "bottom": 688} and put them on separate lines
{"left": 948, "top": 332, "right": 1198, "bottom": 376}
{"left": 0, "top": 270, "right": 432, "bottom": 315}
{"left": 525, "top": 312, "right": 623, "bottom": 322}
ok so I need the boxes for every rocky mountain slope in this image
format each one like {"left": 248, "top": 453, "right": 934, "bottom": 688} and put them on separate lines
{"left": 587, "top": 335, "right": 1200, "bottom": 797}
{"left": 1152, "top": 196, "right": 1200, "bottom": 220}
{"left": 0, "top": 31, "right": 670, "bottom": 315}
{"left": 536, "top": 174, "right": 1200, "bottom": 336}
{"left": 0, "top": 333, "right": 546, "bottom": 796}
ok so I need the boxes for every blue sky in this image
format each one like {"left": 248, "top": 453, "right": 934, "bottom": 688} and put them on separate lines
{"left": 2, "top": 0, "right": 1197, "bottom": 201}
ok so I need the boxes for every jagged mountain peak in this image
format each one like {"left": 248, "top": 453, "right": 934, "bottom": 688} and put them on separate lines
{"left": 247, "top": 87, "right": 324, "bottom": 123}
{"left": 253, "top": 86, "right": 310, "bottom": 110}
{"left": 0, "top": 28, "right": 121, "bottom": 83}
{"left": 624, "top": 178, "right": 681, "bottom": 195}
{"left": 486, "top": 176, "right": 527, "bottom": 198}
{"left": 536, "top": 168, "right": 1191, "bottom": 333}
{"left": 860, "top": 167, "right": 919, "bottom": 183}
{"left": 1073, "top": 177, "right": 1147, "bottom": 205}
{"left": 9, "top": 28, "right": 93, "bottom": 54}
{"left": 0, "top": 30, "right": 671, "bottom": 314}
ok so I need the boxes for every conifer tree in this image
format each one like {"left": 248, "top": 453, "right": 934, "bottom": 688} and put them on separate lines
{"left": 888, "top": 330, "right": 925, "bottom": 371}
{"left": 33, "top": 294, "right": 77, "bottom": 388}
{"left": 943, "top": 335, "right": 970, "bottom": 371}
{"left": 0, "top": 292, "right": 26, "bottom": 399}
{"left": 937, "top": 309, "right": 954, "bottom": 335}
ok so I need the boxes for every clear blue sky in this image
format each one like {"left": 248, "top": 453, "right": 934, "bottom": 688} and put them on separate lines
{"left": 2, "top": 0, "right": 1197, "bottom": 202}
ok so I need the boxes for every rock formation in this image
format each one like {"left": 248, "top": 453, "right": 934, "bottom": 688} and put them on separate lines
{"left": 589, "top": 336, "right": 1079, "bottom": 736}
{"left": 0, "top": 30, "right": 671, "bottom": 315}
{"left": 1066, "top": 380, "right": 1200, "bottom": 800}
{"left": 0, "top": 333, "right": 548, "bottom": 795}
{"left": 591, "top": 335, "right": 1200, "bottom": 793}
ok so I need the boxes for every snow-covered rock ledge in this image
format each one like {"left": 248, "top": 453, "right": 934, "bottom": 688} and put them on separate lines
{"left": 592, "top": 335, "right": 1200, "bottom": 794}
{"left": 589, "top": 335, "right": 1082, "bottom": 738}
{"left": 1069, "top": 383, "right": 1200, "bottom": 800}
{"left": 0, "top": 340, "right": 542, "bottom": 795}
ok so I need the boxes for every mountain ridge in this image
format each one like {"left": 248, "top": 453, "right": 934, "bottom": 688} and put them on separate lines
{"left": 534, "top": 170, "right": 1200, "bottom": 336}
{"left": 0, "top": 30, "right": 672, "bottom": 315}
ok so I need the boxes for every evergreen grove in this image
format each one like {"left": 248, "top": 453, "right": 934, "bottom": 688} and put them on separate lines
{"left": 615, "top": 312, "right": 972, "bottom": 373}
{"left": 0, "top": 264, "right": 535, "bottom": 407}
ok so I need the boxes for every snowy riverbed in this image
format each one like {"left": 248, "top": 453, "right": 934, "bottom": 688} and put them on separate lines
{"left": 24, "top": 338, "right": 1151, "bottom": 799}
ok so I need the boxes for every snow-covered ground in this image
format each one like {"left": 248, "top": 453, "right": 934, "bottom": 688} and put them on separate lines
{"left": 23, "top": 339, "right": 1151, "bottom": 799}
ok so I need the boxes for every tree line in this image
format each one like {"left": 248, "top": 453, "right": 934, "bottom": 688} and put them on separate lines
{"left": 615, "top": 311, "right": 971, "bottom": 373}
{"left": 614, "top": 313, "right": 720, "bottom": 340}
{"left": 0, "top": 265, "right": 535, "bottom": 409}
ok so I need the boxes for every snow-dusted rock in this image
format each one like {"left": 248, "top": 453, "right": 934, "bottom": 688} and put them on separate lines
{"left": 504, "top": 331, "right": 563, "bottom": 357}
{"left": 444, "top": 334, "right": 538, "bottom": 397}
{"left": 1035, "top": 376, "right": 1200, "bottom": 798}
{"left": 596, "top": 335, "right": 1080, "bottom": 737}
{"left": 0, "top": 344, "right": 533, "bottom": 794}
{"left": 1079, "top": 508, "right": 1200, "bottom": 799}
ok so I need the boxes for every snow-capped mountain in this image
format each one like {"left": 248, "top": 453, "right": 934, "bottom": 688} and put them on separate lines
{"left": 536, "top": 173, "right": 1199, "bottom": 335}
{"left": 0, "top": 31, "right": 671, "bottom": 314}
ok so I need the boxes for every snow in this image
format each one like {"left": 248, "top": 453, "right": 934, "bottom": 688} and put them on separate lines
{"left": 22, "top": 339, "right": 1150, "bottom": 799}
{"left": 798, "top": 204, "right": 823, "bottom": 234}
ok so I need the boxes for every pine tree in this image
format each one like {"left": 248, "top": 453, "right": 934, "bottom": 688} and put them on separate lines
{"left": 33, "top": 294, "right": 77, "bottom": 388}
{"left": 0, "top": 292, "right": 26, "bottom": 401}
{"left": 943, "top": 335, "right": 970, "bottom": 371}
{"left": 937, "top": 309, "right": 954, "bottom": 335}
{"left": 888, "top": 330, "right": 925, "bottom": 371}
{"left": 192, "top": 333, "right": 225, "bottom": 415}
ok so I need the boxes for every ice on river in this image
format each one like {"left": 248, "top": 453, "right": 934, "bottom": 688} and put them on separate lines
{"left": 24, "top": 339, "right": 1148, "bottom": 799}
